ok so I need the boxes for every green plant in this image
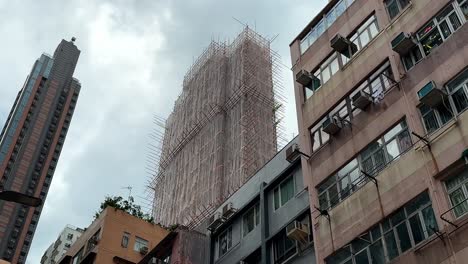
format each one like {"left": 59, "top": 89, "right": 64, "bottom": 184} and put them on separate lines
{"left": 94, "top": 196, "right": 154, "bottom": 223}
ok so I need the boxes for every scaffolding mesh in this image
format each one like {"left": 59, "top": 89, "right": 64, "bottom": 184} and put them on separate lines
{"left": 147, "top": 27, "right": 286, "bottom": 227}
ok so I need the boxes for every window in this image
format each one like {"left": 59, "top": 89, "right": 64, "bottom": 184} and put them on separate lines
{"left": 300, "top": 0, "right": 356, "bottom": 54}
{"left": 133, "top": 236, "right": 148, "bottom": 252}
{"left": 419, "top": 69, "right": 468, "bottom": 134}
{"left": 310, "top": 61, "right": 395, "bottom": 152}
{"left": 242, "top": 203, "right": 260, "bottom": 237}
{"left": 273, "top": 176, "right": 295, "bottom": 210}
{"left": 121, "top": 232, "right": 130, "bottom": 248}
{"left": 326, "top": 192, "right": 438, "bottom": 264}
{"left": 403, "top": 1, "right": 466, "bottom": 71}
{"left": 72, "top": 247, "right": 83, "bottom": 264}
{"left": 217, "top": 226, "right": 232, "bottom": 257}
{"left": 447, "top": 68, "right": 468, "bottom": 114}
{"left": 445, "top": 170, "right": 468, "bottom": 218}
{"left": 273, "top": 228, "right": 297, "bottom": 264}
{"left": 318, "top": 120, "right": 412, "bottom": 210}
{"left": 385, "top": 0, "right": 410, "bottom": 20}
{"left": 347, "top": 14, "right": 380, "bottom": 59}
{"left": 67, "top": 234, "right": 73, "bottom": 240}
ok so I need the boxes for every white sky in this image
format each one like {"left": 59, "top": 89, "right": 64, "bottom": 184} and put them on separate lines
{"left": 0, "top": 0, "right": 326, "bottom": 262}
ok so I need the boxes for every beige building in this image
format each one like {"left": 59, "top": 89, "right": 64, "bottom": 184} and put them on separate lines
{"left": 290, "top": 0, "right": 468, "bottom": 263}
{"left": 58, "top": 207, "right": 168, "bottom": 264}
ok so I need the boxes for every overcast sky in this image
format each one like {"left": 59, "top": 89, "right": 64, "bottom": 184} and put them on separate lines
{"left": 0, "top": 0, "right": 326, "bottom": 262}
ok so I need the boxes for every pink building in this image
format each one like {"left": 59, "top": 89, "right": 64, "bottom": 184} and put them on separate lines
{"left": 290, "top": 0, "right": 468, "bottom": 263}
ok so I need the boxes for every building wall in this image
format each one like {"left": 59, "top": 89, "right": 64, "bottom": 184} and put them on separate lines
{"left": 59, "top": 208, "right": 169, "bottom": 264}
{"left": 41, "top": 225, "right": 83, "bottom": 264}
{"left": 0, "top": 39, "right": 81, "bottom": 264}
{"left": 209, "top": 139, "right": 316, "bottom": 264}
{"left": 290, "top": 0, "right": 468, "bottom": 263}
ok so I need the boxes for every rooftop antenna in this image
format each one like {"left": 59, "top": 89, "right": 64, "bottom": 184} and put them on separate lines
{"left": 232, "top": 17, "right": 248, "bottom": 28}
{"left": 121, "top": 186, "right": 132, "bottom": 199}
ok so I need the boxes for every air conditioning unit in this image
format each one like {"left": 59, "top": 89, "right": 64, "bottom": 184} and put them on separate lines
{"left": 322, "top": 116, "right": 342, "bottom": 135}
{"left": 295, "top": 70, "right": 313, "bottom": 87}
{"left": 286, "top": 143, "right": 301, "bottom": 163}
{"left": 352, "top": 90, "right": 373, "bottom": 110}
{"left": 391, "top": 32, "right": 415, "bottom": 55}
{"left": 222, "top": 202, "right": 237, "bottom": 220}
{"left": 207, "top": 212, "right": 224, "bottom": 231}
{"left": 331, "top": 34, "right": 357, "bottom": 57}
{"left": 139, "top": 246, "right": 149, "bottom": 255}
{"left": 286, "top": 221, "right": 309, "bottom": 243}
{"left": 417, "top": 81, "right": 446, "bottom": 107}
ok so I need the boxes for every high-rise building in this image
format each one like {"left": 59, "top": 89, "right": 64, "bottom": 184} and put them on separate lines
{"left": 41, "top": 225, "right": 84, "bottom": 264}
{"left": 290, "top": 0, "right": 467, "bottom": 263}
{"left": 152, "top": 28, "right": 283, "bottom": 227}
{"left": 0, "top": 38, "right": 81, "bottom": 263}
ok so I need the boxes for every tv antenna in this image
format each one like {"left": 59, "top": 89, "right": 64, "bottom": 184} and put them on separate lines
{"left": 121, "top": 186, "right": 133, "bottom": 199}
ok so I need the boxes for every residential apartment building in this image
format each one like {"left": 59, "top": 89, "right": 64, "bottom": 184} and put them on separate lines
{"left": 206, "top": 138, "right": 314, "bottom": 264}
{"left": 58, "top": 207, "right": 169, "bottom": 264}
{"left": 0, "top": 39, "right": 81, "bottom": 263}
{"left": 290, "top": 0, "right": 468, "bottom": 263}
{"left": 41, "top": 225, "right": 84, "bottom": 264}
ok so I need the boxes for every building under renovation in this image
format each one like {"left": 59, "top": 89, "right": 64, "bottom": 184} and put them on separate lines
{"left": 150, "top": 27, "right": 284, "bottom": 227}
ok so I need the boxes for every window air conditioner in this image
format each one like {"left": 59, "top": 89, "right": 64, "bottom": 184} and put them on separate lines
{"left": 286, "top": 143, "right": 301, "bottom": 163}
{"left": 286, "top": 221, "right": 309, "bottom": 243}
{"left": 417, "top": 81, "right": 447, "bottom": 107}
{"left": 391, "top": 32, "right": 415, "bottom": 55}
{"left": 322, "top": 116, "right": 342, "bottom": 135}
{"left": 331, "top": 34, "right": 357, "bottom": 57}
{"left": 207, "top": 212, "right": 223, "bottom": 231}
{"left": 222, "top": 202, "right": 237, "bottom": 220}
{"left": 139, "top": 246, "right": 149, "bottom": 255}
{"left": 352, "top": 90, "right": 373, "bottom": 110}
{"left": 295, "top": 70, "right": 320, "bottom": 88}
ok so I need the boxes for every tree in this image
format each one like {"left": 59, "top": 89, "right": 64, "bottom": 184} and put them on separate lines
{"left": 94, "top": 195, "right": 154, "bottom": 223}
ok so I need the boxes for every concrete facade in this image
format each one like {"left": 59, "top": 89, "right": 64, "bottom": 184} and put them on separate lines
{"left": 58, "top": 207, "right": 169, "bottom": 264}
{"left": 207, "top": 138, "right": 315, "bottom": 264}
{"left": 41, "top": 225, "right": 84, "bottom": 264}
{"left": 0, "top": 39, "right": 81, "bottom": 263}
{"left": 290, "top": 0, "right": 468, "bottom": 263}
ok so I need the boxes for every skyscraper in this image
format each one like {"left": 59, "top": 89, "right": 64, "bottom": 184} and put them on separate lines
{"left": 0, "top": 38, "right": 81, "bottom": 263}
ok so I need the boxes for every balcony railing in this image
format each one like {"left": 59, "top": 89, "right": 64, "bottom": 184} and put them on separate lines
{"left": 440, "top": 196, "right": 468, "bottom": 228}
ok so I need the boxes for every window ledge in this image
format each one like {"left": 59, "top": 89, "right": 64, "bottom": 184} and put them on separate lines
{"left": 214, "top": 242, "right": 241, "bottom": 264}
{"left": 386, "top": 2, "right": 414, "bottom": 29}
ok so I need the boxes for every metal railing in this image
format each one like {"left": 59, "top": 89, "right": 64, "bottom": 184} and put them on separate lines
{"left": 440, "top": 196, "right": 468, "bottom": 228}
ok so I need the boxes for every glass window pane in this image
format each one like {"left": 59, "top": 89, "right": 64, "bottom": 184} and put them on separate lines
{"left": 352, "top": 237, "right": 369, "bottom": 253}
{"left": 369, "top": 22, "right": 379, "bottom": 38}
{"left": 386, "top": 139, "right": 400, "bottom": 162}
{"left": 420, "top": 106, "right": 440, "bottom": 133}
{"left": 371, "top": 225, "right": 382, "bottom": 240}
{"left": 274, "top": 188, "right": 280, "bottom": 210}
{"left": 312, "top": 130, "right": 321, "bottom": 152}
{"left": 359, "top": 31, "right": 371, "bottom": 47}
{"left": 322, "top": 67, "right": 331, "bottom": 83}
{"left": 409, "top": 215, "right": 425, "bottom": 244}
{"left": 319, "top": 193, "right": 329, "bottom": 210}
{"left": 336, "top": 0, "right": 346, "bottom": 16}
{"left": 370, "top": 240, "right": 385, "bottom": 264}
{"left": 439, "top": 21, "right": 452, "bottom": 39}
{"left": 461, "top": 2, "right": 468, "bottom": 20}
{"left": 396, "top": 223, "right": 412, "bottom": 252}
{"left": 397, "top": 130, "right": 412, "bottom": 153}
{"left": 373, "top": 148, "right": 386, "bottom": 172}
{"left": 449, "top": 12, "right": 461, "bottom": 31}
{"left": 355, "top": 250, "right": 370, "bottom": 264}
{"left": 387, "top": 0, "right": 400, "bottom": 19}
{"left": 447, "top": 69, "right": 468, "bottom": 92}
{"left": 384, "top": 123, "right": 403, "bottom": 141}
{"left": 330, "top": 58, "right": 340, "bottom": 75}
{"left": 329, "top": 183, "right": 340, "bottom": 207}
{"left": 321, "top": 128, "right": 330, "bottom": 144}
{"left": 391, "top": 209, "right": 406, "bottom": 225}
{"left": 339, "top": 176, "right": 351, "bottom": 199}
{"left": 406, "top": 192, "right": 430, "bottom": 213}
{"left": 422, "top": 206, "right": 438, "bottom": 236}
{"left": 421, "top": 30, "right": 443, "bottom": 55}
{"left": 385, "top": 231, "right": 399, "bottom": 260}
{"left": 449, "top": 188, "right": 468, "bottom": 217}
